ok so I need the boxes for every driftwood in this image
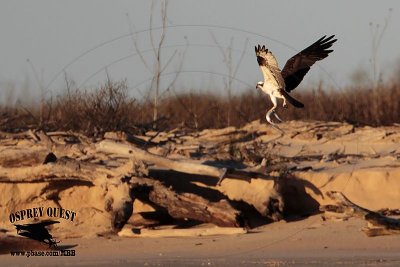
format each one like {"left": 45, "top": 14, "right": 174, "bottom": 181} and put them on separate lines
{"left": 0, "top": 143, "right": 249, "bottom": 228}
{"left": 0, "top": 147, "right": 52, "bottom": 167}
{"left": 130, "top": 177, "right": 244, "bottom": 227}
{"left": 96, "top": 140, "right": 273, "bottom": 185}
{"left": 118, "top": 226, "right": 247, "bottom": 238}
{"left": 96, "top": 140, "right": 225, "bottom": 179}
{"left": 0, "top": 130, "right": 37, "bottom": 140}
{"left": 0, "top": 156, "right": 113, "bottom": 184}
{"left": 0, "top": 129, "right": 286, "bottom": 234}
{"left": 323, "top": 191, "right": 400, "bottom": 237}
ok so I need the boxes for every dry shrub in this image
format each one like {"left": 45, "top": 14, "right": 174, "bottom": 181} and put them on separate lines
{"left": 50, "top": 80, "right": 150, "bottom": 135}
{"left": 283, "top": 84, "right": 400, "bottom": 126}
{"left": 1, "top": 80, "right": 144, "bottom": 135}
{"left": 1, "top": 80, "right": 400, "bottom": 135}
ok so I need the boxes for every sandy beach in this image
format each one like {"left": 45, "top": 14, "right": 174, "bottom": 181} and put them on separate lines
{"left": 2, "top": 215, "right": 400, "bottom": 266}
{"left": 1, "top": 120, "right": 400, "bottom": 266}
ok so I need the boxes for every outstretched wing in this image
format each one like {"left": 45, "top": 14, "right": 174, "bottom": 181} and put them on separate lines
{"left": 15, "top": 220, "right": 59, "bottom": 234}
{"left": 281, "top": 35, "right": 337, "bottom": 92}
{"left": 36, "top": 220, "right": 60, "bottom": 227}
{"left": 255, "top": 45, "right": 285, "bottom": 88}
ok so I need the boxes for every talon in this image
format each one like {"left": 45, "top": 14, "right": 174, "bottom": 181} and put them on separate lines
{"left": 273, "top": 111, "right": 283, "bottom": 123}
{"left": 271, "top": 122, "right": 284, "bottom": 133}
{"left": 266, "top": 109, "right": 272, "bottom": 123}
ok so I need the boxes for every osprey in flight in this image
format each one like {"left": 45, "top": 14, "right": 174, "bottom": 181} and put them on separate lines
{"left": 15, "top": 220, "right": 60, "bottom": 247}
{"left": 255, "top": 35, "right": 337, "bottom": 129}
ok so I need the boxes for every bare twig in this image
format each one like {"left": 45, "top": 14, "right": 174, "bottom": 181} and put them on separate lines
{"left": 126, "top": 14, "right": 152, "bottom": 74}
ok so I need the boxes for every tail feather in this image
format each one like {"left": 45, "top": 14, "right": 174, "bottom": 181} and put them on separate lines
{"left": 281, "top": 90, "right": 304, "bottom": 108}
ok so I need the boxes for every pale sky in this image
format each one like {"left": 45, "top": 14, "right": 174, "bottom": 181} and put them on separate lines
{"left": 1, "top": 0, "right": 399, "bottom": 103}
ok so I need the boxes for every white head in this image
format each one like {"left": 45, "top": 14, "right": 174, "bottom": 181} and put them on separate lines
{"left": 256, "top": 81, "right": 264, "bottom": 90}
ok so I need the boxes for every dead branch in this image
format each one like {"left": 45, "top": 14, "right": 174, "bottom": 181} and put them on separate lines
{"left": 47, "top": 131, "right": 92, "bottom": 144}
{"left": 0, "top": 130, "right": 36, "bottom": 140}
{"left": 325, "top": 191, "right": 400, "bottom": 237}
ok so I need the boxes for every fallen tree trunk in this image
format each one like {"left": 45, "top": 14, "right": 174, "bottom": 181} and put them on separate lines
{"left": 324, "top": 191, "right": 400, "bottom": 237}
{"left": 130, "top": 177, "right": 245, "bottom": 227}
{"left": 97, "top": 140, "right": 225, "bottom": 177}
{"left": 96, "top": 140, "right": 272, "bottom": 185}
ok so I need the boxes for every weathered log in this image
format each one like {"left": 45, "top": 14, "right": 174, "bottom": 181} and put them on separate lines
{"left": 0, "top": 147, "right": 52, "bottom": 167}
{"left": 325, "top": 191, "right": 400, "bottom": 237}
{"left": 97, "top": 140, "right": 224, "bottom": 177}
{"left": 0, "top": 157, "right": 113, "bottom": 184}
{"left": 130, "top": 177, "right": 244, "bottom": 227}
{"left": 95, "top": 140, "right": 273, "bottom": 185}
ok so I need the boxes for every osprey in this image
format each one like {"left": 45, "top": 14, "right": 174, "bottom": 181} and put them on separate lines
{"left": 255, "top": 35, "right": 337, "bottom": 128}
{"left": 15, "top": 220, "right": 60, "bottom": 247}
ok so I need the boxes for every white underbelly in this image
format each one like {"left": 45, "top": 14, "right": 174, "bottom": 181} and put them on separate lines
{"left": 261, "top": 84, "right": 283, "bottom": 98}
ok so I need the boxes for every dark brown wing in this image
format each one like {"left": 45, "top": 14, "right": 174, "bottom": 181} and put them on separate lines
{"left": 281, "top": 35, "right": 337, "bottom": 92}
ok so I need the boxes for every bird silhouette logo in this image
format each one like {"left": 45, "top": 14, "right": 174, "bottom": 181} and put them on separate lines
{"left": 14, "top": 220, "right": 60, "bottom": 247}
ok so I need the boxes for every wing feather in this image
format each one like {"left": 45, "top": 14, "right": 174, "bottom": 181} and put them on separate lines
{"left": 255, "top": 45, "right": 285, "bottom": 88}
{"left": 281, "top": 35, "right": 337, "bottom": 92}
